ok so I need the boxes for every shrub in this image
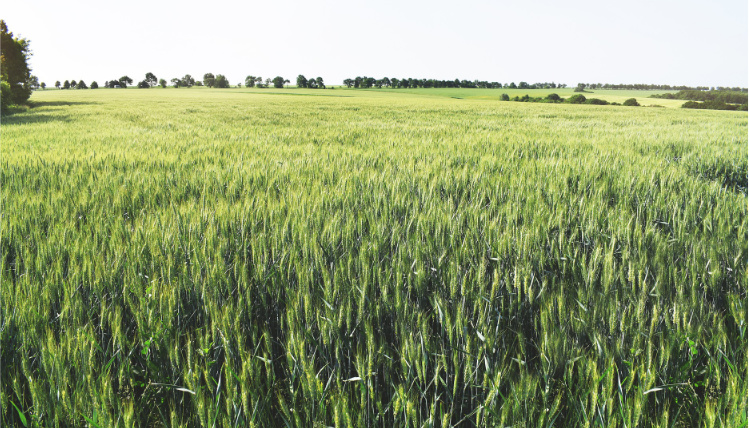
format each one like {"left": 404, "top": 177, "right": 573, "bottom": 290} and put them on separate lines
{"left": 500, "top": 93, "right": 510, "bottom": 101}
{"left": 138, "top": 80, "right": 150, "bottom": 89}
{"left": 546, "top": 93, "right": 561, "bottom": 102}
{"left": 91, "top": 81, "right": 99, "bottom": 89}
{"left": 1, "top": 80, "right": 12, "bottom": 113}
{"left": 568, "top": 94, "right": 586, "bottom": 104}
{"left": 586, "top": 98, "right": 609, "bottom": 105}
{"left": 623, "top": 98, "right": 640, "bottom": 107}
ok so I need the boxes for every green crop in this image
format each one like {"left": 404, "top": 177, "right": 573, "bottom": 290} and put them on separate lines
{"left": 2, "top": 88, "right": 746, "bottom": 427}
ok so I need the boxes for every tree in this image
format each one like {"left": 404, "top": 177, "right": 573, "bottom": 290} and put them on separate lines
{"left": 137, "top": 80, "right": 150, "bottom": 88}
{"left": 315, "top": 77, "right": 325, "bottom": 89}
{"left": 145, "top": 72, "right": 157, "bottom": 87}
{"left": 182, "top": 74, "right": 195, "bottom": 87}
{"left": 119, "top": 76, "right": 133, "bottom": 88}
{"left": 0, "top": 20, "right": 32, "bottom": 105}
{"left": 272, "top": 76, "right": 288, "bottom": 88}
{"left": 90, "top": 81, "right": 98, "bottom": 89}
{"left": 63, "top": 80, "right": 71, "bottom": 89}
{"left": 55, "top": 81, "right": 61, "bottom": 89}
{"left": 76, "top": 80, "right": 88, "bottom": 89}
{"left": 500, "top": 93, "right": 510, "bottom": 101}
{"left": 203, "top": 73, "right": 215, "bottom": 88}
{"left": 28, "top": 75, "right": 39, "bottom": 90}
{"left": 213, "top": 74, "right": 229, "bottom": 88}
{"left": 40, "top": 82, "right": 46, "bottom": 90}
{"left": 171, "top": 78, "right": 182, "bottom": 88}
{"left": 623, "top": 98, "right": 640, "bottom": 107}
{"left": 343, "top": 78, "right": 353, "bottom": 88}
{"left": 296, "top": 74, "right": 308, "bottom": 88}
{"left": 245, "top": 75, "right": 257, "bottom": 88}
{"left": 71, "top": 80, "right": 77, "bottom": 88}
{"left": 159, "top": 78, "right": 167, "bottom": 88}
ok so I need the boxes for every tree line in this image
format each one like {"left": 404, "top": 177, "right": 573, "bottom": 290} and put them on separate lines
{"left": 341, "top": 76, "right": 566, "bottom": 89}
{"left": 651, "top": 90, "right": 748, "bottom": 104}
{"left": 575, "top": 82, "right": 747, "bottom": 92}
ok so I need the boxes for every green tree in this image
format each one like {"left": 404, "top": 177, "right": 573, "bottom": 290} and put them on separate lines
{"left": 272, "top": 76, "right": 289, "bottom": 88}
{"left": 245, "top": 75, "right": 257, "bottom": 87}
{"left": 343, "top": 78, "right": 353, "bottom": 88}
{"left": 315, "top": 77, "right": 325, "bottom": 89}
{"left": 76, "top": 80, "right": 88, "bottom": 89}
{"left": 296, "top": 74, "right": 308, "bottom": 88}
{"left": 119, "top": 76, "right": 133, "bottom": 88}
{"left": 623, "top": 98, "right": 640, "bottom": 107}
{"left": 40, "top": 82, "right": 46, "bottom": 90}
{"left": 55, "top": 80, "right": 61, "bottom": 89}
{"left": 159, "top": 78, "right": 167, "bottom": 88}
{"left": 71, "top": 80, "right": 77, "bottom": 88}
{"left": 182, "top": 74, "right": 195, "bottom": 87}
{"left": 145, "top": 72, "right": 157, "bottom": 87}
{"left": 500, "top": 93, "right": 510, "bottom": 101}
{"left": 0, "top": 20, "right": 32, "bottom": 104}
{"left": 90, "top": 81, "right": 98, "bottom": 89}
{"left": 215, "top": 74, "right": 230, "bottom": 88}
{"left": 63, "top": 80, "right": 70, "bottom": 89}
{"left": 204, "top": 73, "right": 215, "bottom": 88}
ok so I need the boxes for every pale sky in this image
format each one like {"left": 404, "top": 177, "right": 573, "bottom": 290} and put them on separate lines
{"left": 4, "top": 0, "right": 747, "bottom": 87}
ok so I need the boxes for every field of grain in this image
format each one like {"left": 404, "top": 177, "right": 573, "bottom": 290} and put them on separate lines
{"left": 2, "top": 87, "right": 746, "bottom": 427}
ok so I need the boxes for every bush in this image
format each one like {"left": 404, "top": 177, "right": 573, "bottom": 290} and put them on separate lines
{"left": 568, "top": 94, "right": 586, "bottom": 104}
{"left": 546, "top": 93, "right": 561, "bottom": 102}
{"left": 500, "top": 93, "right": 510, "bottom": 101}
{"left": 623, "top": 98, "right": 640, "bottom": 107}
{"left": 91, "top": 81, "right": 99, "bottom": 89}
{"left": 1, "top": 80, "right": 12, "bottom": 113}
{"left": 138, "top": 80, "right": 150, "bottom": 89}
{"left": 586, "top": 98, "right": 609, "bottom": 105}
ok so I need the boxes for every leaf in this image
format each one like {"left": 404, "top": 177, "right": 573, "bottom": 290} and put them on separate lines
{"left": 343, "top": 377, "right": 362, "bottom": 382}
{"left": 476, "top": 330, "right": 485, "bottom": 342}
{"left": 82, "top": 413, "right": 103, "bottom": 428}
{"left": 643, "top": 388, "right": 663, "bottom": 395}
{"left": 10, "top": 401, "right": 28, "bottom": 427}
{"left": 175, "top": 387, "right": 196, "bottom": 395}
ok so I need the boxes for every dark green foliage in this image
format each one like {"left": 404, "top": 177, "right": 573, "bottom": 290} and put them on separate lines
{"left": 567, "top": 94, "right": 587, "bottom": 104}
{"left": 546, "top": 93, "right": 561, "bottom": 102}
{"left": 145, "top": 72, "right": 157, "bottom": 87}
{"left": 622, "top": 98, "right": 640, "bottom": 107}
{"left": 159, "top": 79, "right": 166, "bottom": 88}
{"left": 0, "top": 80, "right": 11, "bottom": 113}
{"left": 215, "top": 74, "right": 230, "bottom": 88}
{"left": 272, "top": 76, "right": 289, "bottom": 88}
{"left": 75, "top": 80, "right": 88, "bottom": 89}
{"left": 500, "top": 93, "right": 510, "bottom": 101}
{"left": 0, "top": 20, "right": 32, "bottom": 105}
{"left": 296, "top": 74, "right": 308, "bottom": 88}
{"left": 137, "top": 80, "right": 150, "bottom": 89}
{"left": 204, "top": 73, "right": 215, "bottom": 88}
{"left": 682, "top": 100, "right": 745, "bottom": 111}
{"left": 653, "top": 90, "right": 748, "bottom": 104}
{"left": 586, "top": 98, "right": 609, "bottom": 105}
{"left": 90, "top": 81, "right": 98, "bottom": 89}
{"left": 63, "top": 80, "right": 70, "bottom": 89}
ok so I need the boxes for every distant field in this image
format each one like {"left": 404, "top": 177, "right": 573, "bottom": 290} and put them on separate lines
{"left": 2, "top": 88, "right": 746, "bottom": 427}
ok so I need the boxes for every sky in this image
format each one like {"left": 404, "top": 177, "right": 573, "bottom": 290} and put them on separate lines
{"left": 4, "top": 0, "right": 747, "bottom": 87}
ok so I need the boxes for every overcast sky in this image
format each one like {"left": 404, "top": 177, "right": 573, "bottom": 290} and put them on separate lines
{"left": 4, "top": 0, "right": 747, "bottom": 87}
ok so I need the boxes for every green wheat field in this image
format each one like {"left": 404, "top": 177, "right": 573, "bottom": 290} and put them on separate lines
{"left": 2, "top": 87, "right": 747, "bottom": 427}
